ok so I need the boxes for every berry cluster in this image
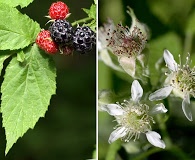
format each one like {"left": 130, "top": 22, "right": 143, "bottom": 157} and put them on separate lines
{"left": 36, "top": 1, "right": 96, "bottom": 55}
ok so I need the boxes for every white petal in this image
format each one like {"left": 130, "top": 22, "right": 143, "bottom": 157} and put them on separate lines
{"left": 146, "top": 131, "right": 165, "bottom": 149}
{"left": 118, "top": 56, "right": 136, "bottom": 77}
{"left": 163, "top": 50, "right": 178, "bottom": 72}
{"left": 108, "top": 127, "right": 128, "bottom": 143}
{"left": 182, "top": 94, "right": 193, "bottom": 121}
{"left": 101, "top": 104, "right": 125, "bottom": 116}
{"left": 127, "top": 6, "right": 148, "bottom": 38}
{"left": 149, "top": 86, "right": 173, "bottom": 101}
{"left": 131, "top": 80, "right": 143, "bottom": 102}
{"left": 150, "top": 103, "right": 168, "bottom": 114}
{"left": 99, "top": 49, "right": 123, "bottom": 72}
{"left": 98, "top": 40, "right": 103, "bottom": 51}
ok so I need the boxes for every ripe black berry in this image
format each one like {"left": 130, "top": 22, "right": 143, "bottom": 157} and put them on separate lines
{"left": 73, "top": 26, "right": 96, "bottom": 53}
{"left": 49, "top": 19, "right": 73, "bottom": 44}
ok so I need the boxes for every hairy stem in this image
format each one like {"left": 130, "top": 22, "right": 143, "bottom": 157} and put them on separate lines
{"left": 71, "top": 17, "right": 93, "bottom": 26}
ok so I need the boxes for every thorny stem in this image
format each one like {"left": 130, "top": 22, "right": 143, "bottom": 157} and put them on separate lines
{"left": 71, "top": 17, "right": 93, "bottom": 26}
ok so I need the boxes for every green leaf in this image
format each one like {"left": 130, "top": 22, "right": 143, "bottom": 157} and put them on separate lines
{"left": 0, "top": 51, "right": 11, "bottom": 76}
{"left": 148, "top": 32, "right": 182, "bottom": 86}
{"left": 0, "top": 0, "right": 33, "bottom": 8}
{"left": 82, "top": 3, "right": 96, "bottom": 32}
{"left": 17, "top": 50, "right": 25, "bottom": 62}
{"left": 0, "top": 3, "right": 40, "bottom": 50}
{"left": 1, "top": 44, "right": 56, "bottom": 154}
{"left": 84, "top": 20, "right": 96, "bottom": 32}
{"left": 83, "top": 4, "right": 96, "bottom": 20}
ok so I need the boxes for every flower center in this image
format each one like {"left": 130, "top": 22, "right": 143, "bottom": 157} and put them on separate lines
{"left": 106, "top": 25, "right": 147, "bottom": 58}
{"left": 116, "top": 102, "right": 154, "bottom": 142}
{"left": 171, "top": 66, "right": 195, "bottom": 97}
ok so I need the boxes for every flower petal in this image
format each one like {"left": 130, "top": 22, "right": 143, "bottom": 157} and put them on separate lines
{"left": 127, "top": 6, "right": 148, "bottom": 38}
{"left": 131, "top": 80, "right": 143, "bottom": 102}
{"left": 182, "top": 94, "right": 193, "bottom": 121}
{"left": 163, "top": 50, "right": 178, "bottom": 72}
{"left": 118, "top": 56, "right": 136, "bottom": 77}
{"left": 108, "top": 127, "right": 128, "bottom": 143}
{"left": 98, "top": 40, "right": 103, "bottom": 51}
{"left": 146, "top": 131, "right": 165, "bottom": 149}
{"left": 150, "top": 103, "right": 168, "bottom": 114}
{"left": 101, "top": 104, "right": 125, "bottom": 116}
{"left": 99, "top": 49, "right": 123, "bottom": 72}
{"left": 149, "top": 86, "right": 173, "bottom": 101}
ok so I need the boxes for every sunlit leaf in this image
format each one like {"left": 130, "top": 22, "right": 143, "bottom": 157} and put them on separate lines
{"left": 0, "top": 0, "right": 33, "bottom": 8}
{"left": 1, "top": 44, "right": 56, "bottom": 154}
{"left": 0, "top": 3, "right": 40, "bottom": 50}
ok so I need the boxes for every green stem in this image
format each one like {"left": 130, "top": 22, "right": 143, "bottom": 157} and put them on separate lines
{"left": 71, "top": 17, "right": 93, "bottom": 26}
{"left": 182, "top": 32, "right": 193, "bottom": 63}
{"left": 132, "top": 148, "right": 161, "bottom": 160}
{"left": 156, "top": 114, "right": 172, "bottom": 148}
{"left": 105, "top": 141, "right": 121, "bottom": 160}
{"left": 132, "top": 145, "right": 189, "bottom": 160}
{"left": 169, "top": 145, "right": 190, "bottom": 160}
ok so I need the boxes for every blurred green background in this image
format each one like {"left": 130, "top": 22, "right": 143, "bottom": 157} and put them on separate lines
{"left": 99, "top": 0, "right": 195, "bottom": 159}
{"left": 0, "top": 0, "right": 96, "bottom": 159}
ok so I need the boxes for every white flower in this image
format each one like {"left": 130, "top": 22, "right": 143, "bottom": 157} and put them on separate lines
{"left": 98, "top": 7, "right": 149, "bottom": 78}
{"left": 101, "top": 80, "right": 167, "bottom": 149}
{"left": 149, "top": 50, "right": 195, "bottom": 121}
{"left": 98, "top": 20, "right": 124, "bottom": 72}
{"left": 100, "top": 16, "right": 147, "bottom": 58}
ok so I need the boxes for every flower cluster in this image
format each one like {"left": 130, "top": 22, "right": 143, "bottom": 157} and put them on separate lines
{"left": 99, "top": 5, "right": 195, "bottom": 152}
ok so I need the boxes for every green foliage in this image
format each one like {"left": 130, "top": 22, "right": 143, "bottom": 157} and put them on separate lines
{"left": 17, "top": 50, "right": 25, "bottom": 63}
{"left": 148, "top": 32, "right": 182, "bottom": 86}
{"left": 83, "top": 4, "right": 96, "bottom": 20}
{"left": 82, "top": 3, "right": 96, "bottom": 32}
{"left": 147, "top": 0, "right": 194, "bottom": 27}
{"left": 0, "top": 0, "right": 33, "bottom": 8}
{"left": 1, "top": 44, "right": 56, "bottom": 154}
{"left": 0, "top": 51, "right": 11, "bottom": 76}
{"left": 0, "top": 0, "right": 96, "bottom": 157}
{"left": 186, "top": 10, "right": 195, "bottom": 34}
{"left": 0, "top": 3, "right": 40, "bottom": 50}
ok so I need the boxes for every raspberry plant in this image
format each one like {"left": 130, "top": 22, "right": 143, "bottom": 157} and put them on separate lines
{"left": 0, "top": 0, "right": 96, "bottom": 155}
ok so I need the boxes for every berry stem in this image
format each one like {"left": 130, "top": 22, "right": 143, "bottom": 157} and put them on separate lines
{"left": 71, "top": 17, "right": 93, "bottom": 26}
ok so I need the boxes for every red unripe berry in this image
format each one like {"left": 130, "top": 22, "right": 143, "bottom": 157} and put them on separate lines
{"left": 49, "top": 1, "right": 69, "bottom": 20}
{"left": 36, "top": 30, "right": 58, "bottom": 54}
